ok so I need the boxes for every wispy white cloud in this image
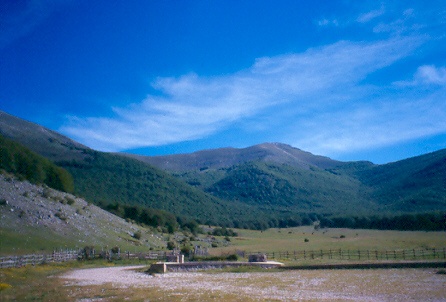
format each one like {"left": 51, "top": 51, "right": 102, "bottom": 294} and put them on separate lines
{"left": 413, "top": 65, "right": 446, "bottom": 85}
{"left": 394, "top": 65, "right": 446, "bottom": 86}
{"left": 357, "top": 5, "right": 386, "bottom": 23}
{"left": 289, "top": 88, "right": 446, "bottom": 156}
{"left": 61, "top": 35, "right": 440, "bottom": 154}
{"left": 317, "top": 18, "right": 339, "bottom": 27}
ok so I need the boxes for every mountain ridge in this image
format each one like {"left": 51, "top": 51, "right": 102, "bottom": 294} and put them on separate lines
{"left": 0, "top": 111, "right": 270, "bottom": 226}
{"left": 1, "top": 110, "right": 445, "bottom": 229}
{"left": 124, "top": 142, "right": 346, "bottom": 172}
{"left": 0, "top": 111, "right": 92, "bottom": 162}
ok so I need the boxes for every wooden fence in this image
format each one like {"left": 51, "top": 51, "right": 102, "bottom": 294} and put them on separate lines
{"left": 248, "top": 248, "right": 446, "bottom": 262}
{"left": 0, "top": 249, "right": 79, "bottom": 268}
{"left": 0, "top": 249, "right": 171, "bottom": 268}
{"left": 3, "top": 247, "right": 445, "bottom": 268}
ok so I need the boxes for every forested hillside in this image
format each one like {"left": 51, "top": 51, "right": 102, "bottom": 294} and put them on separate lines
{"left": 1, "top": 111, "right": 445, "bottom": 230}
{"left": 57, "top": 149, "right": 268, "bottom": 226}
{"left": 0, "top": 111, "right": 270, "bottom": 227}
{"left": 0, "top": 135, "right": 74, "bottom": 193}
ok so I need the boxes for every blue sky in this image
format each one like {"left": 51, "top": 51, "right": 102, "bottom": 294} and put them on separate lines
{"left": 1, "top": 0, "right": 446, "bottom": 164}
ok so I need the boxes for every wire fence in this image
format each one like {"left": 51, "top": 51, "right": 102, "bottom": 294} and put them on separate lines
{"left": 247, "top": 247, "right": 446, "bottom": 262}
{"left": 244, "top": 248, "right": 446, "bottom": 261}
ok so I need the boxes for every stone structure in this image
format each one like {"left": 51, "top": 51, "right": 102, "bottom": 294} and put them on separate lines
{"left": 248, "top": 254, "right": 268, "bottom": 262}
{"left": 166, "top": 254, "right": 184, "bottom": 263}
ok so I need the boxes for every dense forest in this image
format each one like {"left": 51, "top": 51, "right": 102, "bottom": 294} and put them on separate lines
{"left": 320, "top": 212, "right": 446, "bottom": 231}
{"left": 56, "top": 150, "right": 270, "bottom": 227}
{"left": 0, "top": 135, "right": 74, "bottom": 193}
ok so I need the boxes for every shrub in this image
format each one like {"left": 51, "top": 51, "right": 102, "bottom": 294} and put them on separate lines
{"left": 65, "top": 196, "right": 76, "bottom": 205}
{"left": 226, "top": 254, "right": 238, "bottom": 261}
{"left": 42, "top": 188, "right": 52, "bottom": 199}
{"left": 340, "top": 235, "right": 346, "bottom": 238}
{"left": 304, "top": 238, "right": 309, "bottom": 242}
{"left": 181, "top": 245, "right": 193, "bottom": 256}
{"left": 55, "top": 212, "right": 67, "bottom": 221}
{"left": 167, "top": 241, "right": 176, "bottom": 250}
{"left": 81, "top": 246, "right": 95, "bottom": 260}
{"left": 0, "top": 198, "right": 7, "bottom": 206}
{"left": 133, "top": 231, "right": 142, "bottom": 240}
{"left": 0, "top": 283, "right": 12, "bottom": 291}
{"left": 212, "top": 227, "right": 238, "bottom": 237}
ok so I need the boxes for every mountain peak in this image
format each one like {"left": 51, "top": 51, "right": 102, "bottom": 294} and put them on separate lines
{"left": 126, "top": 142, "right": 341, "bottom": 172}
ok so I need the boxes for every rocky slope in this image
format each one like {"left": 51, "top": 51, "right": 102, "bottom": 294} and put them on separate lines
{"left": 0, "top": 174, "right": 165, "bottom": 255}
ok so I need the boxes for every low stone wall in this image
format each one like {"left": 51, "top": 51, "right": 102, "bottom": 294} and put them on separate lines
{"left": 148, "top": 261, "right": 284, "bottom": 273}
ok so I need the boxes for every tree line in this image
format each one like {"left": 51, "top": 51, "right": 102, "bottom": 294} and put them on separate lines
{"left": 319, "top": 212, "right": 445, "bottom": 231}
{"left": 104, "top": 203, "right": 202, "bottom": 234}
{"left": 0, "top": 135, "right": 74, "bottom": 193}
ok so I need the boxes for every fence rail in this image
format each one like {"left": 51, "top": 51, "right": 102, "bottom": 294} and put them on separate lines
{"left": 0, "top": 250, "right": 79, "bottom": 268}
{"left": 3, "top": 247, "right": 445, "bottom": 269}
{"left": 0, "top": 249, "right": 172, "bottom": 269}
{"left": 248, "top": 248, "right": 446, "bottom": 262}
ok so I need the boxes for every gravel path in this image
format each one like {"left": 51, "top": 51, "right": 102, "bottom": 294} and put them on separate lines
{"left": 62, "top": 266, "right": 150, "bottom": 287}
{"left": 61, "top": 265, "right": 446, "bottom": 301}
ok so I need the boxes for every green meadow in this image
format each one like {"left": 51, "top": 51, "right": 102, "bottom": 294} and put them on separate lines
{"left": 213, "top": 226, "right": 446, "bottom": 255}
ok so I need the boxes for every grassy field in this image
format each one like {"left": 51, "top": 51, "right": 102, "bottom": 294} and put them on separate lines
{"left": 0, "top": 222, "right": 165, "bottom": 256}
{"left": 212, "top": 226, "right": 446, "bottom": 255}
{"left": 1, "top": 226, "right": 445, "bottom": 301}
{"left": 1, "top": 263, "right": 72, "bottom": 301}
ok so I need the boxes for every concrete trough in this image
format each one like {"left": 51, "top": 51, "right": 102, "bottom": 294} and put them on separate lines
{"left": 148, "top": 261, "right": 284, "bottom": 274}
